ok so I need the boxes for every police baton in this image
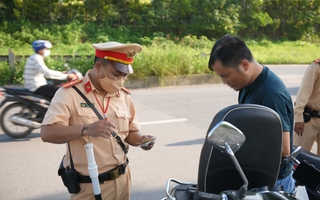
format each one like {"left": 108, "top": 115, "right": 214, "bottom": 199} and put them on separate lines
{"left": 84, "top": 143, "right": 102, "bottom": 200}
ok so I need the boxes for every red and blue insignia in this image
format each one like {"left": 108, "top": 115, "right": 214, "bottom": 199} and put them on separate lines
{"left": 84, "top": 81, "right": 92, "bottom": 93}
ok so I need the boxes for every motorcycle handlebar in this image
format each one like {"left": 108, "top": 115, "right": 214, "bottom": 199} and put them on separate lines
{"left": 282, "top": 146, "right": 302, "bottom": 166}
{"left": 193, "top": 191, "right": 227, "bottom": 200}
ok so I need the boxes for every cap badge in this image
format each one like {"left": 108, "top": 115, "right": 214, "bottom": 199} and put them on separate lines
{"left": 126, "top": 50, "right": 136, "bottom": 58}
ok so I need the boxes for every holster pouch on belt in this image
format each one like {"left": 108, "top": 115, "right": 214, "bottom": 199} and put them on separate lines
{"left": 303, "top": 106, "right": 320, "bottom": 123}
{"left": 58, "top": 155, "right": 81, "bottom": 194}
{"left": 303, "top": 107, "right": 311, "bottom": 123}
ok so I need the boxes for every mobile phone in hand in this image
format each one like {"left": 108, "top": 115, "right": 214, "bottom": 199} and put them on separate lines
{"left": 139, "top": 138, "right": 156, "bottom": 147}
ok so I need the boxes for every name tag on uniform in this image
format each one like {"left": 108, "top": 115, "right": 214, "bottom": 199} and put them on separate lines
{"left": 81, "top": 103, "right": 93, "bottom": 107}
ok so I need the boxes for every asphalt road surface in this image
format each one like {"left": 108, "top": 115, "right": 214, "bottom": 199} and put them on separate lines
{"left": 0, "top": 64, "right": 317, "bottom": 200}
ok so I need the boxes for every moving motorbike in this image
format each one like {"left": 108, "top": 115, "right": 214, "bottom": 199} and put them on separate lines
{"left": 162, "top": 104, "right": 320, "bottom": 200}
{"left": 0, "top": 69, "right": 83, "bottom": 138}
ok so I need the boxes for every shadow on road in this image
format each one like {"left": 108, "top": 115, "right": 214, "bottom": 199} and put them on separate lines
{"left": 167, "top": 138, "right": 204, "bottom": 146}
{"left": 0, "top": 132, "right": 40, "bottom": 142}
{"left": 21, "top": 187, "right": 165, "bottom": 200}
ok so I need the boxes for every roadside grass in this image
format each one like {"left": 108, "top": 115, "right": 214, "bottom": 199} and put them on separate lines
{"left": 0, "top": 38, "right": 319, "bottom": 86}
{"left": 247, "top": 40, "right": 319, "bottom": 64}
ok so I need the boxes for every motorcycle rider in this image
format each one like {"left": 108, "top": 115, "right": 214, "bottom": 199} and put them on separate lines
{"left": 23, "top": 40, "right": 78, "bottom": 99}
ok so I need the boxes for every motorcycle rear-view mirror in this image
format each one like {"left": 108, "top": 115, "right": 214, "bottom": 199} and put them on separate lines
{"left": 207, "top": 121, "right": 249, "bottom": 197}
{"left": 207, "top": 121, "right": 246, "bottom": 154}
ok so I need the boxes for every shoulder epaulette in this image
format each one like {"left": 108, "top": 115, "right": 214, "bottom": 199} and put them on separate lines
{"left": 121, "top": 87, "right": 131, "bottom": 95}
{"left": 313, "top": 58, "right": 320, "bottom": 64}
{"left": 61, "top": 79, "right": 83, "bottom": 88}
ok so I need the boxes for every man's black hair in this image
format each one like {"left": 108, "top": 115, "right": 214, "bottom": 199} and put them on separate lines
{"left": 94, "top": 57, "right": 111, "bottom": 67}
{"left": 208, "top": 34, "right": 254, "bottom": 71}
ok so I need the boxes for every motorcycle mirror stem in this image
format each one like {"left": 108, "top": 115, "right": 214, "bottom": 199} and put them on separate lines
{"left": 207, "top": 121, "right": 248, "bottom": 197}
{"left": 225, "top": 143, "right": 248, "bottom": 197}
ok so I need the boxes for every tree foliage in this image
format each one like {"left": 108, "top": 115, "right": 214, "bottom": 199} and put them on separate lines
{"left": 0, "top": 0, "right": 319, "bottom": 43}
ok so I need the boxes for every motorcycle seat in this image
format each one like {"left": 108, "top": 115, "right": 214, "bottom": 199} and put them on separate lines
{"left": 197, "top": 104, "right": 283, "bottom": 194}
{"left": 4, "top": 87, "right": 50, "bottom": 100}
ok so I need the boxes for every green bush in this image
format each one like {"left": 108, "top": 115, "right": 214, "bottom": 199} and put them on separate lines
{"left": 65, "top": 56, "right": 94, "bottom": 75}
{"left": 42, "top": 56, "right": 94, "bottom": 75}
{"left": 0, "top": 32, "right": 15, "bottom": 48}
{"left": 0, "top": 62, "right": 13, "bottom": 85}
{"left": 1, "top": 32, "right": 320, "bottom": 87}
{"left": 12, "top": 61, "right": 25, "bottom": 85}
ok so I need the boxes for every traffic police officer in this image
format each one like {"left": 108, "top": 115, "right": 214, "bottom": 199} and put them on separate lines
{"left": 40, "top": 41, "right": 156, "bottom": 200}
{"left": 294, "top": 58, "right": 320, "bottom": 156}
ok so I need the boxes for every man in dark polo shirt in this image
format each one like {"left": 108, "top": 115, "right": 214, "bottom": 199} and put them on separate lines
{"left": 207, "top": 34, "right": 295, "bottom": 194}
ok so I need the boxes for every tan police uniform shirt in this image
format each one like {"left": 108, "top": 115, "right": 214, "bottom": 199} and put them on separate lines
{"left": 294, "top": 62, "right": 320, "bottom": 122}
{"left": 42, "top": 70, "right": 140, "bottom": 175}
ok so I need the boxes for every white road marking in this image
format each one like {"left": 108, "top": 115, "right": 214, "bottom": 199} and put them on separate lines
{"left": 140, "top": 118, "right": 188, "bottom": 125}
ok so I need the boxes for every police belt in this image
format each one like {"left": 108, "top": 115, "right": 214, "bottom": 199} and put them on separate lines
{"left": 305, "top": 106, "right": 320, "bottom": 118}
{"left": 77, "top": 159, "right": 129, "bottom": 183}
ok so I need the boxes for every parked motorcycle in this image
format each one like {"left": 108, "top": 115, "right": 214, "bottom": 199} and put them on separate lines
{"left": 161, "top": 104, "right": 319, "bottom": 200}
{"left": 0, "top": 69, "right": 83, "bottom": 138}
{"left": 292, "top": 146, "right": 320, "bottom": 200}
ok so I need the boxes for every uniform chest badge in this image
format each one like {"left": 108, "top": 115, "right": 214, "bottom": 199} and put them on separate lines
{"left": 81, "top": 103, "right": 93, "bottom": 107}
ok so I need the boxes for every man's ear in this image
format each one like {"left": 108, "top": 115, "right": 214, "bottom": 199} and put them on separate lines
{"left": 240, "top": 60, "right": 250, "bottom": 72}
{"left": 94, "top": 62, "right": 103, "bottom": 72}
